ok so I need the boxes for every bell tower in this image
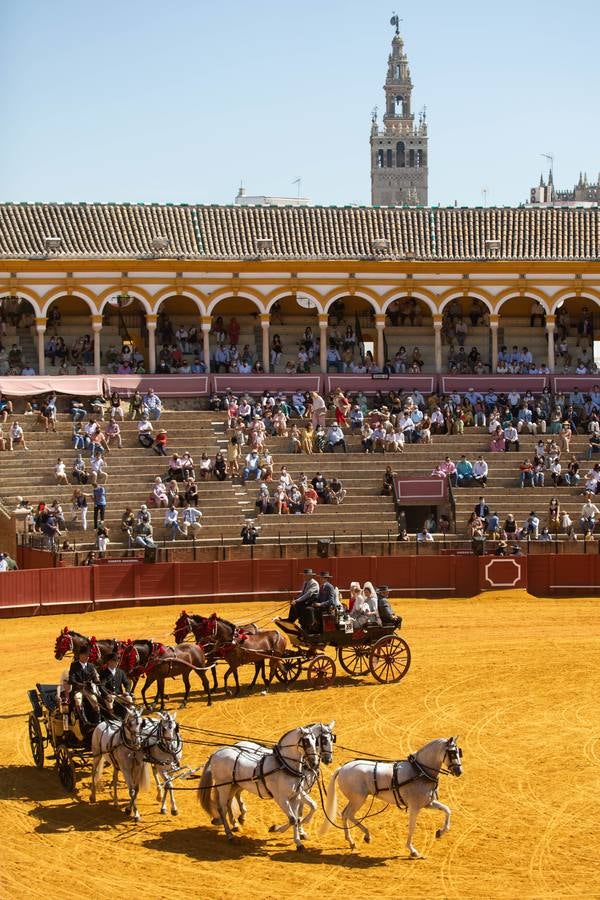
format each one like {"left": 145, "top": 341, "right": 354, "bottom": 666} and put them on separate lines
{"left": 370, "top": 17, "right": 428, "bottom": 206}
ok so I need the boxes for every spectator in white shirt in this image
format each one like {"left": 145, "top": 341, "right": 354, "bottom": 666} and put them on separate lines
{"left": 504, "top": 424, "right": 519, "bottom": 452}
{"left": 164, "top": 505, "right": 183, "bottom": 540}
{"left": 90, "top": 455, "right": 107, "bottom": 485}
{"left": 472, "top": 456, "right": 488, "bottom": 486}
{"left": 417, "top": 529, "right": 434, "bottom": 542}
{"left": 580, "top": 499, "right": 600, "bottom": 532}
{"left": 181, "top": 503, "right": 203, "bottom": 536}
{"left": 8, "top": 421, "right": 29, "bottom": 451}
{"left": 54, "top": 458, "right": 68, "bottom": 485}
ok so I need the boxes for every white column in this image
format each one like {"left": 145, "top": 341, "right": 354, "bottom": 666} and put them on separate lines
{"left": 546, "top": 317, "right": 556, "bottom": 373}
{"left": 318, "top": 314, "right": 328, "bottom": 373}
{"left": 375, "top": 314, "right": 386, "bottom": 369}
{"left": 91, "top": 316, "right": 102, "bottom": 375}
{"left": 35, "top": 318, "right": 46, "bottom": 375}
{"left": 260, "top": 313, "right": 270, "bottom": 371}
{"left": 146, "top": 316, "right": 157, "bottom": 374}
{"left": 490, "top": 317, "right": 499, "bottom": 373}
{"left": 201, "top": 318, "right": 211, "bottom": 373}
{"left": 433, "top": 315, "right": 442, "bottom": 374}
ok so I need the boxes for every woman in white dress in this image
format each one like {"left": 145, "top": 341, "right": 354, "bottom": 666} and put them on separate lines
{"left": 361, "top": 582, "right": 382, "bottom": 625}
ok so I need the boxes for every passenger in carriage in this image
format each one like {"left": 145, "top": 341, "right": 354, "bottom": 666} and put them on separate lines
{"left": 376, "top": 585, "right": 403, "bottom": 628}
{"left": 285, "top": 568, "right": 320, "bottom": 632}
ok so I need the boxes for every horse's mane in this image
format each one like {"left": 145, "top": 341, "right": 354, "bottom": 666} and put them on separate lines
{"left": 219, "top": 617, "right": 237, "bottom": 633}
{"left": 69, "top": 630, "right": 87, "bottom": 640}
{"left": 135, "top": 639, "right": 154, "bottom": 651}
{"left": 189, "top": 614, "right": 203, "bottom": 624}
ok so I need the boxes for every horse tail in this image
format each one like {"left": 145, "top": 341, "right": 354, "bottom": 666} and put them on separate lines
{"left": 198, "top": 758, "right": 216, "bottom": 820}
{"left": 319, "top": 768, "right": 341, "bottom": 835}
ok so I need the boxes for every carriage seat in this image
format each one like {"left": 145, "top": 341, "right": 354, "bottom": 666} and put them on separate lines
{"left": 36, "top": 683, "right": 59, "bottom": 713}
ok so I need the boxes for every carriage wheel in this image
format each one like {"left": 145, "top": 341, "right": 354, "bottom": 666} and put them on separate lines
{"left": 273, "top": 657, "right": 303, "bottom": 683}
{"left": 306, "top": 655, "right": 336, "bottom": 688}
{"left": 28, "top": 714, "right": 45, "bottom": 768}
{"left": 56, "top": 744, "right": 77, "bottom": 792}
{"left": 338, "top": 643, "right": 371, "bottom": 677}
{"left": 368, "top": 636, "right": 411, "bottom": 684}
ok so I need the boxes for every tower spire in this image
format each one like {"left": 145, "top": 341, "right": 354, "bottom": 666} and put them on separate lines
{"left": 370, "top": 19, "right": 428, "bottom": 206}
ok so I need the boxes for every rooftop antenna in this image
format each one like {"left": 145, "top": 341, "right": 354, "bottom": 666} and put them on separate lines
{"left": 482, "top": 187, "right": 489, "bottom": 208}
{"left": 292, "top": 177, "right": 302, "bottom": 200}
{"left": 541, "top": 152, "right": 554, "bottom": 177}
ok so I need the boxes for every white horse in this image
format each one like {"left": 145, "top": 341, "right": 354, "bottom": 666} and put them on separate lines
{"left": 227, "top": 721, "right": 336, "bottom": 838}
{"left": 140, "top": 711, "right": 183, "bottom": 816}
{"left": 90, "top": 708, "right": 150, "bottom": 822}
{"left": 198, "top": 725, "right": 321, "bottom": 851}
{"left": 321, "top": 736, "right": 463, "bottom": 858}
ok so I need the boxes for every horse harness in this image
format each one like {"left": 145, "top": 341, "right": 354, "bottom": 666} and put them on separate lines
{"left": 372, "top": 754, "right": 440, "bottom": 809}
{"left": 224, "top": 739, "right": 316, "bottom": 801}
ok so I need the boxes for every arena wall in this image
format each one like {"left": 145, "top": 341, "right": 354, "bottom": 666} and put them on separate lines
{"left": 1, "top": 553, "right": 596, "bottom": 618}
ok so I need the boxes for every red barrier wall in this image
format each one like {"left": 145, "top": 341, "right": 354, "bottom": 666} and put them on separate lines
{"left": 1, "top": 553, "right": 596, "bottom": 618}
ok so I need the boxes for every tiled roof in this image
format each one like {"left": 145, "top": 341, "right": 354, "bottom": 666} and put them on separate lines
{"left": 0, "top": 203, "right": 599, "bottom": 261}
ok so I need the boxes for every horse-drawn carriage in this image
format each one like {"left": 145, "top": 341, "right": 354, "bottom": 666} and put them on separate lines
{"left": 274, "top": 618, "right": 411, "bottom": 687}
{"left": 27, "top": 683, "right": 90, "bottom": 791}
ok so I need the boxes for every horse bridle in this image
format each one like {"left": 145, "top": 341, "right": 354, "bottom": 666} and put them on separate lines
{"left": 143, "top": 715, "right": 182, "bottom": 765}
{"left": 275, "top": 731, "right": 319, "bottom": 778}
{"left": 409, "top": 738, "right": 463, "bottom": 783}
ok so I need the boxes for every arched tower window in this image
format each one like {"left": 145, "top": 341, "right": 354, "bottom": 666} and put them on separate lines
{"left": 416, "top": 149, "right": 427, "bottom": 168}
{"left": 376, "top": 149, "right": 384, "bottom": 168}
{"left": 394, "top": 95, "right": 404, "bottom": 115}
{"left": 386, "top": 149, "right": 393, "bottom": 167}
{"left": 396, "top": 141, "right": 405, "bottom": 167}
{"left": 408, "top": 149, "right": 416, "bottom": 168}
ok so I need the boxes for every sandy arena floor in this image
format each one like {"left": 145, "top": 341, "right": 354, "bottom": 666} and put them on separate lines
{"left": 2, "top": 592, "right": 600, "bottom": 900}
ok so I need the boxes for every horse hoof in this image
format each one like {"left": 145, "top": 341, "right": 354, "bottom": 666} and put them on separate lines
{"left": 171, "top": 809, "right": 179, "bottom": 817}
{"left": 268, "top": 824, "right": 277, "bottom": 833}
{"left": 409, "top": 851, "right": 422, "bottom": 860}
{"left": 296, "top": 843, "right": 305, "bottom": 852}
{"left": 349, "top": 842, "right": 356, "bottom": 851}
{"left": 232, "top": 825, "right": 239, "bottom": 832}
{"left": 226, "top": 834, "right": 234, "bottom": 842}
{"left": 178, "top": 703, "right": 187, "bottom": 709}
{"left": 160, "top": 809, "right": 166, "bottom": 815}
{"left": 299, "top": 831, "right": 307, "bottom": 840}
{"left": 211, "top": 817, "right": 221, "bottom": 826}
{"left": 364, "top": 834, "right": 371, "bottom": 844}
{"left": 436, "top": 828, "right": 444, "bottom": 840}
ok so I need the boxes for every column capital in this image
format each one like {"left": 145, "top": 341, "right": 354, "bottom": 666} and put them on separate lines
{"left": 201, "top": 316, "right": 212, "bottom": 330}
{"left": 146, "top": 314, "right": 157, "bottom": 328}
{"left": 318, "top": 313, "right": 328, "bottom": 327}
{"left": 35, "top": 317, "right": 47, "bottom": 333}
{"left": 545, "top": 315, "right": 556, "bottom": 328}
{"left": 91, "top": 315, "right": 103, "bottom": 331}
{"left": 489, "top": 315, "right": 499, "bottom": 327}
{"left": 375, "top": 314, "right": 386, "bottom": 328}
{"left": 260, "top": 313, "right": 270, "bottom": 327}
{"left": 433, "top": 315, "right": 442, "bottom": 328}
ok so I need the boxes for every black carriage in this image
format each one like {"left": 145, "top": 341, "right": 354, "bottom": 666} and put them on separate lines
{"left": 274, "top": 618, "right": 411, "bottom": 688}
{"left": 27, "top": 683, "right": 93, "bottom": 791}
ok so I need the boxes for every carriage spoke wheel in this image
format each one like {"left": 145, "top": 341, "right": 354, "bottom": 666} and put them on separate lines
{"left": 274, "top": 657, "right": 303, "bottom": 683}
{"left": 56, "top": 744, "right": 76, "bottom": 792}
{"left": 306, "top": 655, "right": 336, "bottom": 688}
{"left": 368, "top": 636, "right": 411, "bottom": 684}
{"left": 338, "top": 643, "right": 371, "bottom": 677}
{"left": 28, "top": 714, "right": 45, "bottom": 768}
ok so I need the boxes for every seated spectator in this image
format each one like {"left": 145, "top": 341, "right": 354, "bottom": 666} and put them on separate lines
{"left": 129, "top": 390, "right": 144, "bottom": 420}
{"left": 504, "top": 422, "right": 519, "bottom": 452}
{"left": 456, "top": 455, "right": 474, "bottom": 487}
{"left": 213, "top": 450, "right": 227, "bottom": 482}
{"left": 72, "top": 454, "right": 88, "bottom": 484}
{"left": 472, "top": 455, "right": 488, "bottom": 486}
{"left": 135, "top": 520, "right": 155, "bottom": 548}
{"left": 504, "top": 513, "right": 517, "bottom": 537}
{"left": 105, "top": 419, "right": 122, "bottom": 449}
{"left": 587, "top": 434, "right": 600, "bottom": 460}
{"left": 519, "top": 458, "right": 534, "bottom": 488}
{"left": 167, "top": 453, "right": 184, "bottom": 481}
{"left": 198, "top": 452, "right": 213, "bottom": 480}
{"left": 150, "top": 477, "right": 169, "bottom": 508}
{"left": 490, "top": 426, "right": 506, "bottom": 452}
{"left": 164, "top": 504, "right": 184, "bottom": 540}
{"left": 90, "top": 454, "right": 107, "bottom": 486}
{"left": 138, "top": 415, "right": 154, "bottom": 448}
{"left": 54, "top": 457, "right": 68, "bottom": 485}
{"left": 184, "top": 479, "right": 199, "bottom": 506}
{"left": 181, "top": 501, "right": 203, "bottom": 536}
{"left": 486, "top": 511, "right": 500, "bottom": 538}
{"left": 326, "top": 423, "right": 347, "bottom": 453}
{"left": 538, "top": 527, "right": 552, "bottom": 542}
{"left": 143, "top": 388, "right": 162, "bottom": 420}
{"left": 153, "top": 427, "right": 168, "bottom": 456}
{"left": 166, "top": 479, "right": 181, "bottom": 508}
{"left": 326, "top": 476, "right": 346, "bottom": 504}
{"left": 522, "top": 511, "right": 540, "bottom": 539}
{"left": 417, "top": 527, "right": 434, "bottom": 542}
{"left": 382, "top": 465, "right": 395, "bottom": 497}
{"left": 303, "top": 485, "right": 318, "bottom": 514}
{"left": 242, "top": 450, "right": 263, "bottom": 483}
{"left": 466, "top": 513, "right": 483, "bottom": 538}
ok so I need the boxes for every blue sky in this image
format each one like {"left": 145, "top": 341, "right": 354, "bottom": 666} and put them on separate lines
{"left": 1, "top": 0, "right": 598, "bottom": 207}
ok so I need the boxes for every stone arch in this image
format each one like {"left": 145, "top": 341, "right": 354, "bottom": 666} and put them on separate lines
{"left": 0, "top": 288, "right": 42, "bottom": 317}
{"left": 323, "top": 289, "right": 380, "bottom": 315}
{"left": 549, "top": 288, "right": 600, "bottom": 315}
{"left": 152, "top": 287, "right": 207, "bottom": 316}
{"left": 207, "top": 290, "right": 265, "bottom": 316}
{"left": 97, "top": 286, "right": 154, "bottom": 315}
{"left": 265, "top": 288, "right": 324, "bottom": 314}
{"left": 40, "top": 288, "right": 98, "bottom": 317}
{"left": 382, "top": 289, "right": 438, "bottom": 317}
{"left": 439, "top": 290, "right": 494, "bottom": 315}
{"left": 494, "top": 289, "right": 550, "bottom": 315}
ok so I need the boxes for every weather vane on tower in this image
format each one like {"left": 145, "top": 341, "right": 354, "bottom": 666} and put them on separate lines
{"left": 390, "top": 12, "right": 401, "bottom": 34}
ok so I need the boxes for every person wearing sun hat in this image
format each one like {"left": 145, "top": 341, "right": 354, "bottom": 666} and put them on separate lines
{"left": 284, "top": 568, "right": 320, "bottom": 630}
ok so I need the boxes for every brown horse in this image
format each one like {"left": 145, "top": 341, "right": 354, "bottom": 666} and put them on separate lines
{"left": 173, "top": 610, "right": 264, "bottom": 690}
{"left": 54, "top": 628, "right": 119, "bottom": 665}
{"left": 140, "top": 643, "right": 213, "bottom": 709}
{"left": 192, "top": 614, "right": 286, "bottom": 696}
